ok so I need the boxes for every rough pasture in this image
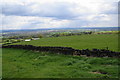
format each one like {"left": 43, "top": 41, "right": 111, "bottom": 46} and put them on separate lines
{"left": 2, "top": 48, "right": 119, "bottom": 78}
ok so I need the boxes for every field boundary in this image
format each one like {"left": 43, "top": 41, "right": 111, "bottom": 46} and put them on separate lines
{"left": 2, "top": 45, "right": 120, "bottom": 58}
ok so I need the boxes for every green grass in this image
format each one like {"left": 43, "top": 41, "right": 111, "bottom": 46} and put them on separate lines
{"left": 13, "top": 34, "right": 119, "bottom": 51}
{"left": 2, "top": 48, "right": 119, "bottom": 78}
{"left": 0, "top": 48, "right": 2, "bottom": 78}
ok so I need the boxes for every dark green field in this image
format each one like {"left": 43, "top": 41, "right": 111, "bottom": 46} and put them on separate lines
{"left": 13, "top": 34, "right": 119, "bottom": 51}
{"left": 3, "top": 48, "right": 119, "bottom": 78}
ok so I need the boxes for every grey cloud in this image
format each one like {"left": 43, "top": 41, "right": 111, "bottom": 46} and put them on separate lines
{"left": 2, "top": 3, "right": 29, "bottom": 16}
{"left": 104, "top": 2, "right": 118, "bottom": 14}
{"left": 1, "top": 2, "right": 117, "bottom": 20}
{"left": 1, "top": 2, "right": 78, "bottom": 19}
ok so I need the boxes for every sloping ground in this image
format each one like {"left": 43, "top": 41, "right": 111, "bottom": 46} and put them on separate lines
{"left": 12, "top": 34, "right": 119, "bottom": 52}
{"left": 3, "top": 48, "right": 119, "bottom": 78}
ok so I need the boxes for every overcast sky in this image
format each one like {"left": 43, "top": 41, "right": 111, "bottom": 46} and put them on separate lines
{"left": 0, "top": 0, "right": 119, "bottom": 30}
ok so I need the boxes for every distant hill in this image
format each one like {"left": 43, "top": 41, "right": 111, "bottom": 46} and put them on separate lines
{"left": 2, "top": 27, "right": 119, "bottom": 33}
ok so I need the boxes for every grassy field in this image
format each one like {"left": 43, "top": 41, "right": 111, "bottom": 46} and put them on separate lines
{"left": 3, "top": 48, "right": 119, "bottom": 78}
{"left": 13, "top": 34, "right": 119, "bottom": 52}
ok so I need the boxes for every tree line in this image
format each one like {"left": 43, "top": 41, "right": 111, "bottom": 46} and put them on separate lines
{"left": 50, "top": 32, "right": 93, "bottom": 37}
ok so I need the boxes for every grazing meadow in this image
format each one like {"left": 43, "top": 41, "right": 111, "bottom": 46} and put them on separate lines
{"left": 13, "top": 34, "right": 119, "bottom": 52}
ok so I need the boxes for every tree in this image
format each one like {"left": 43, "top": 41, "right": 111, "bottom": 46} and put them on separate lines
{"left": 37, "top": 34, "right": 43, "bottom": 38}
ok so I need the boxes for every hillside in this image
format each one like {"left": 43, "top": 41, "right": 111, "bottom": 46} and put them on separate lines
{"left": 3, "top": 48, "right": 119, "bottom": 78}
{"left": 12, "top": 34, "right": 119, "bottom": 52}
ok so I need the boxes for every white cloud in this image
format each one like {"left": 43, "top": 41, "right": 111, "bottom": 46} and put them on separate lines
{"left": 2, "top": 15, "right": 71, "bottom": 30}
{"left": 1, "top": 0, "right": 118, "bottom": 30}
{"left": 82, "top": 14, "right": 118, "bottom": 27}
{"left": 85, "top": 14, "right": 111, "bottom": 21}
